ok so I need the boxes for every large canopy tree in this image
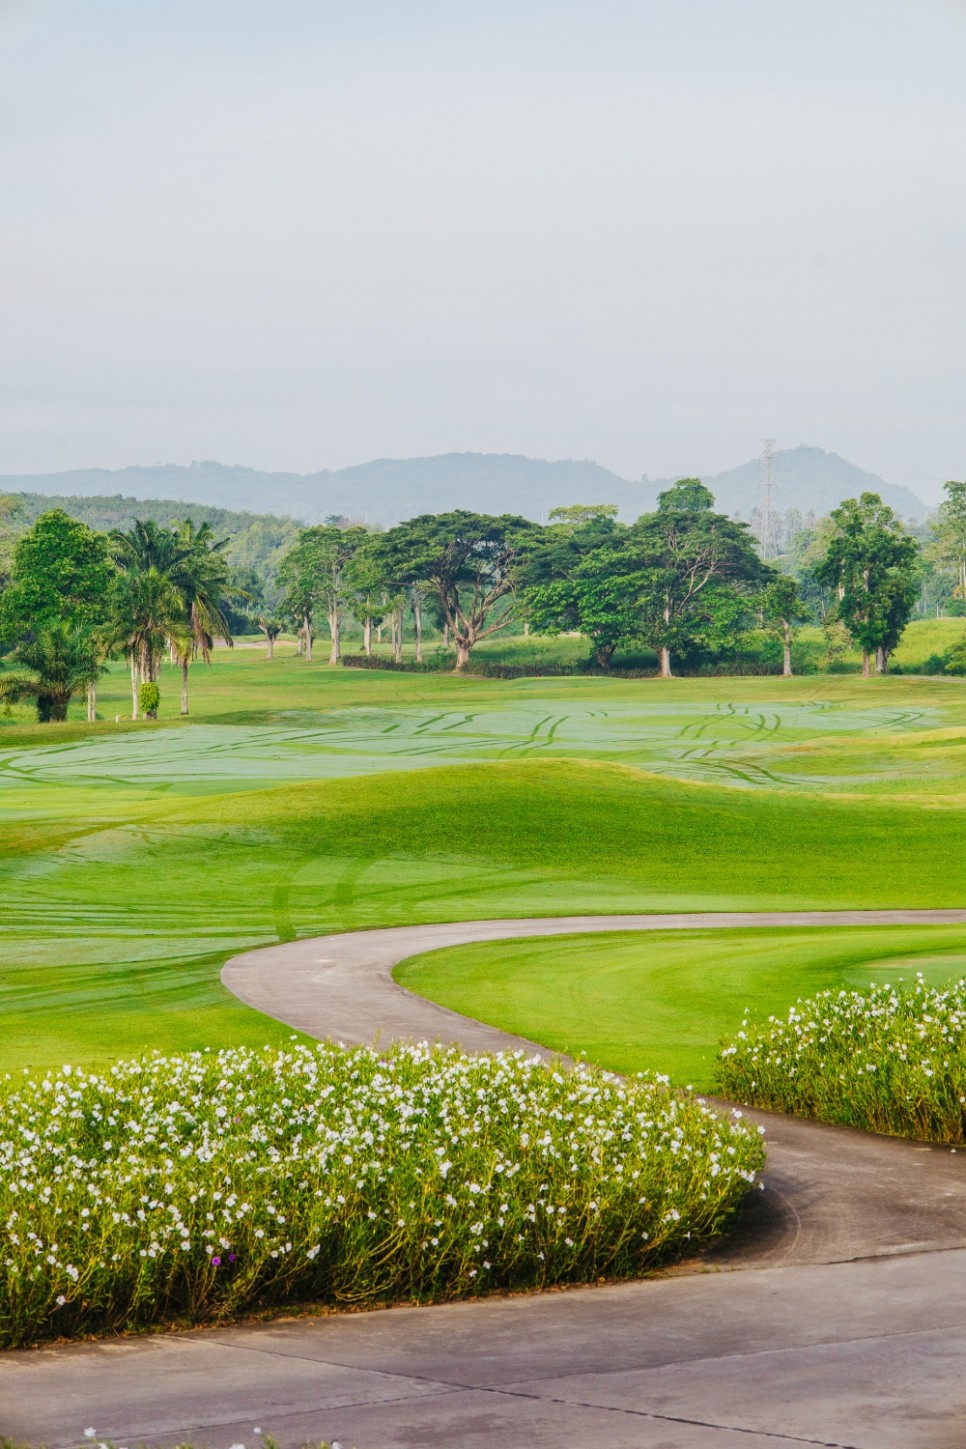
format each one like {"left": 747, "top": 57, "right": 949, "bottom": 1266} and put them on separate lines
{"left": 379, "top": 511, "right": 537, "bottom": 669}
{"left": 1, "top": 509, "right": 115, "bottom": 642}
{"left": 521, "top": 506, "right": 640, "bottom": 668}
{"left": 629, "top": 481, "right": 765, "bottom": 677}
{"left": 816, "top": 492, "right": 920, "bottom": 674}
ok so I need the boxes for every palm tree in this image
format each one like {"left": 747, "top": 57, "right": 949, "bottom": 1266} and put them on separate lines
{"left": 110, "top": 519, "right": 240, "bottom": 716}
{"left": 0, "top": 623, "right": 106, "bottom": 722}
{"left": 109, "top": 567, "right": 187, "bottom": 719}
{"left": 166, "top": 520, "right": 239, "bottom": 715}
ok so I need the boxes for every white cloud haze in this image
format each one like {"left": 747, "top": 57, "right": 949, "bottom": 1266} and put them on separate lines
{"left": 1, "top": 0, "right": 964, "bottom": 499}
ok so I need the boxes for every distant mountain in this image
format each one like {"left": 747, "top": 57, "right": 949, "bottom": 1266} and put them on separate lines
{"left": 648, "top": 445, "right": 928, "bottom": 522}
{"left": 0, "top": 455, "right": 649, "bottom": 526}
{"left": 1, "top": 445, "right": 928, "bottom": 525}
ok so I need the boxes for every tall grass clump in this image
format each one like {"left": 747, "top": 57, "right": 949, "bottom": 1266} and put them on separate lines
{"left": 714, "top": 975, "right": 966, "bottom": 1142}
{"left": 0, "top": 1042, "right": 763, "bottom": 1348}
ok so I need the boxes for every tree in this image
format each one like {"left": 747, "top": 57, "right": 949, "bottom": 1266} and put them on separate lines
{"left": 109, "top": 567, "right": 188, "bottom": 719}
{"left": 167, "top": 520, "right": 238, "bottom": 716}
{"left": 0, "top": 622, "right": 106, "bottom": 722}
{"left": 258, "top": 615, "right": 284, "bottom": 659}
{"left": 0, "top": 494, "right": 23, "bottom": 590}
{"left": 379, "top": 511, "right": 536, "bottom": 669}
{"left": 1, "top": 510, "right": 115, "bottom": 643}
{"left": 928, "top": 481, "right": 966, "bottom": 606}
{"left": 629, "top": 481, "right": 765, "bottom": 677}
{"left": 345, "top": 536, "right": 393, "bottom": 657}
{"left": 756, "top": 575, "right": 808, "bottom": 677}
{"left": 277, "top": 525, "right": 367, "bottom": 664}
{"left": 815, "top": 493, "right": 920, "bottom": 675}
{"left": 521, "top": 507, "right": 638, "bottom": 668}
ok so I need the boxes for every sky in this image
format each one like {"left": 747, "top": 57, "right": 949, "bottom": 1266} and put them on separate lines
{"left": 1, "top": 0, "right": 964, "bottom": 501}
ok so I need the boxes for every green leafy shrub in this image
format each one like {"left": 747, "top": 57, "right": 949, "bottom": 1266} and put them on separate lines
{"left": 714, "top": 976, "right": 966, "bottom": 1142}
{"left": 137, "top": 681, "right": 160, "bottom": 717}
{"left": 0, "top": 1042, "right": 763, "bottom": 1347}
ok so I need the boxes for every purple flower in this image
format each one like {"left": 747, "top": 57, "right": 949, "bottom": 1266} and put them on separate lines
{"left": 228, "top": 1253, "right": 236, "bottom": 1262}
{"left": 211, "top": 1255, "right": 221, "bottom": 1266}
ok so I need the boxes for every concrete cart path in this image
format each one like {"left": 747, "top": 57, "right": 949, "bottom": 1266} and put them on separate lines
{"left": 6, "top": 911, "right": 966, "bottom": 1449}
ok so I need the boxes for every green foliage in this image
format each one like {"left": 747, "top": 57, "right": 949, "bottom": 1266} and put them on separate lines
{"left": 378, "top": 510, "right": 538, "bottom": 668}
{"left": 928, "top": 480, "right": 966, "bottom": 605}
{"left": 714, "top": 975, "right": 966, "bottom": 1143}
{"left": 628, "top": 481, "right": 766, "bottom": 674}
{"left": 816, "top": 493, "right": 920, "bottom": 667}
{"left": 0, "top": 510, "right": 115, "bottom": 642}
{"left": 138, "top": 681, "right": 160, "bottom": 718}
{"left": 522, "top": 511, "right": 638, "bottom": 666}
{"left": 0, "top": 1042, "right": 762, "bottom": 1346}
{"left": 0, "top": 622, "right": 106, "bottom": 722}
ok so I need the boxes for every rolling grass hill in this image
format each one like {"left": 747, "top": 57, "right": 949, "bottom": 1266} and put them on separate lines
{"left": 1, "top": 650, "right": 966, "bottom": 1075}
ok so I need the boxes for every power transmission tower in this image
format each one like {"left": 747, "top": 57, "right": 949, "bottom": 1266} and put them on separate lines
{"left": 758, "top": 438, "right": 777, "bottom": 559}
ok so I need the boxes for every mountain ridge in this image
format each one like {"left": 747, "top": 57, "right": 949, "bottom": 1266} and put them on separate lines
{"left": 0, "top": 446, "right": 928, "bottom": 524}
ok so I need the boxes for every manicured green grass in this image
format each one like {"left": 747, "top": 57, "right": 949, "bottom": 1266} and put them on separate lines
{"left": 396, "top": 927, "right": 966, "bottom": 1089}
{"left": 1, "top": 647, "right": 966, "bottom": 1072}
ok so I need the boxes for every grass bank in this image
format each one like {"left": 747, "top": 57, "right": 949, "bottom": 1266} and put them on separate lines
{"left": 397, "top": 926, "right": 966, "bottom": 1089}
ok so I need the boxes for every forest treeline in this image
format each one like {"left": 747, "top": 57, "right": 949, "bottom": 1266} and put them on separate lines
{"left": 1, "top": 478, "right": 965, "bottom": 721}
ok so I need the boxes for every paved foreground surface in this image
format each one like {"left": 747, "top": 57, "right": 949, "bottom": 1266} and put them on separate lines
{"left": 5, "top": 911, "right": 966, "bottom": 1448}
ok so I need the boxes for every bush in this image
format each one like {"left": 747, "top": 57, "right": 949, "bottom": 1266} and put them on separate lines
{"left": 714, "top": 976, "right": 966, "bottom": 1143}
{"left": 0, "top": 1042, "right": 763, "bottom": 1347}
{"left": 138, "top": 681, "right": 160, "bottom": 718}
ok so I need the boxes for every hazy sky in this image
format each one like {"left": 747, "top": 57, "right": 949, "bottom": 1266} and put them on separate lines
{"left": 1, "top": 0, "right": 964, "bottom": 500}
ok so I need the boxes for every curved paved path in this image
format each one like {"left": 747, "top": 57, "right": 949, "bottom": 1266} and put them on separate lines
{"left": 6, "top": 912, "right": 966, "bottom": 1449}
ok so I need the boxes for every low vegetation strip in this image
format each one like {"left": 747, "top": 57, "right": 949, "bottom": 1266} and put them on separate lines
{"left": 714, "top": 976, "right": 966, "bottom": 1143}
{"left": 0, "top": 1042, "right": 763, "bottom": 1348}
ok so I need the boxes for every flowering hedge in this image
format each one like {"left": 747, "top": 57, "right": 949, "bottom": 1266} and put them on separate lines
{"left": 714, "top": 975, "right": 966, "bottom": 1142}
{"left": 0, "top": 1042, "right": 763, "bottom": 1347}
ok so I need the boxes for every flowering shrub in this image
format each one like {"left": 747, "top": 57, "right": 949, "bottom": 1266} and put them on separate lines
{"left": 0, "top": 1042, "right": 763, "bottom": 1347}
{"left": 714, "top": 975, "right": 966, "bottom": 1142}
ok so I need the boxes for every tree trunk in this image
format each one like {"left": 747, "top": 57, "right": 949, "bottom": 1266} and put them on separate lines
{"left": 261, "top": 627, "right": 274, "bottom": 659}
{"left": 593, "top": 642, "right": 616, "bottom": 668}
{"left": 454, "top": 637, "right": 472, "bottom": 671}
{"left": 181, "top": 658, "right": 190, "bottom": 716}
{"left": 329, "top": 608, "right": 341, "bottom": 665}
{"left": 413, "top": 597, "right": 423, "bottom": 663}
{"left": 876, "top": 645, "right": 888, "bottom": 674}
{"left": 392, "top": 606, "right": 403, "bottom": 664}
{"left": 659, "top": 646, "right": 672, "bottom": 679}
{"left": 296, "top": 632, "right": 303, "bottom": 656}
{"left": 376, "top": 624, "right": 383, "bottom": 645}
{"left": 87, "top": 682, "right": 96, "bottom": 722}
{"left": 523, "top": 621, "right": 530, "bottom": 637}
{"left": 443, "top": 623, "right": 450, "bottom": 648}
{"left": 862, "top": 649, "right": 870, "bottom": 677}
{"left": 131, "top": 655, "right": 139, "bottom": 720}
{"left": 363, "top": 617, "right": 372, "bottom": 657}
{"left": 303, "top": 613, "right": 313, "bottom": 662}
{"left": 782, "top": 621, "right": 792, "bottom": 677}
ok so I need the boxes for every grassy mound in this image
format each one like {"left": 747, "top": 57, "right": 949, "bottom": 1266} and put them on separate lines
{"left": 0, "top": 1043, "right": 763, "bottom": 1348}
{"left": 714, "top": 976, "right": 966, "bottom": 1142}
{"left": 397, "top": 925, "right": 966, "bottom": 1088}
